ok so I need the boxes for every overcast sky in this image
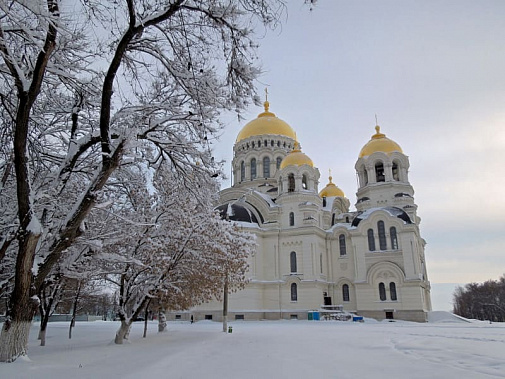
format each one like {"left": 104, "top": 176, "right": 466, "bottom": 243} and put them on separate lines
{"left": 213, "top": 0, "right": 505, "bottom": 292}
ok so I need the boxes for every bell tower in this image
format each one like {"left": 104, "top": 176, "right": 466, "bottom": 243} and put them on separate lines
{"left": 355, "top": 125, "right": 418, "bottom": 223}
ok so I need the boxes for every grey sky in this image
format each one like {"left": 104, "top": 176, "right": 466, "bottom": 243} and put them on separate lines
{"left": 214, "top": 0, "right": 505, "bottom": 294}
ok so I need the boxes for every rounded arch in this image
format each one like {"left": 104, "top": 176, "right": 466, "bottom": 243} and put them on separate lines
{"left": 374, "top": 159, "right": 386, "bottom": 182}
{"left": 366, "top": 261, "right": 405, "bottom": 285}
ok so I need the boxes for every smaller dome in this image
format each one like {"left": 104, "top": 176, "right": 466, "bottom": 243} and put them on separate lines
{"left": 319, "top": 175, "right": 344, "bottom": 198}
{"left": 280, "top": 142, "right": 314, "bottom": 169}
{"left": 359, "top": 126, "right": 403, "bottom": 158}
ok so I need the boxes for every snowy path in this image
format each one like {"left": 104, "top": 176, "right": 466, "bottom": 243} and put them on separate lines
{"left": 1, "top": 319, "right": 504, "bottom": 379}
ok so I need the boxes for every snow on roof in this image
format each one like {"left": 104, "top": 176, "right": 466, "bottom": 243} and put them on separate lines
{"left": 351, "top": 206, "right": 412, "bottom": 227}
{"left": 253, "top": 190, "right": 279, "bottom": 207}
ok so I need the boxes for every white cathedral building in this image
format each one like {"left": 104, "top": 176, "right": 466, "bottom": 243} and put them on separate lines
{"left": 187, "top": 100, "right": 431, "bottom": 322}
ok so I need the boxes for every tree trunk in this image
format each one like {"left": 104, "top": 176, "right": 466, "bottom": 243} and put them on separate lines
{"left": 222, "top": 276, "right": 228, "bottom": 333}
{"left": 0, "top": 234, "right": 39, "bottom": 361}
{"left": 38, "top": 312, "right": 50, "bottom": 346}
{"left": 158, "top": 309, "right": 167, "bottom": 333}
{"left": 143, "top": 300, "right": 151, "bottom": 338}
{"left": 69, "top": 281, "right": 81, "bottom": 339}
{"left": 114, "top": 320, "right": 131, "bottom": 345}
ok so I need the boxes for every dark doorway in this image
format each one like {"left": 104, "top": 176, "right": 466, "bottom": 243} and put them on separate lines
{"left": 324, "top": 296, "right": 332, "bottom": 306}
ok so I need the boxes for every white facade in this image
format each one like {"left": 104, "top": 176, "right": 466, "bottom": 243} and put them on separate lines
{"left": 184, "top": 105, "right": 431, "bottom": 322}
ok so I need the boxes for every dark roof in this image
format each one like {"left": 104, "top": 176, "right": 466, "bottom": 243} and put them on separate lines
{"left": 351, "top": 206, "right": 412, "bottom": 227}
{"left": 216, "top": 203, "right": 259, "bottom": 224}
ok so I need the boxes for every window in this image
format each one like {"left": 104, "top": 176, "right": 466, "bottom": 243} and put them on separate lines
{"left": 271, "top": 140, "right": 274, "bottom": 147}
{"left": 290, "top": 314, "right": 298, "bottom": 320}
{"left": 331, "top": 213, "right": 335, "bottom": 226}
{"left": 205, "top": 314, "right": 213, "bottom": 320}
{"left": 240, "top": 161, "right": 245, "bottom": 181}
{"left": 291, "top": 283, "right": 298, "bottom": 301}
{"left": 302, "top": 174, "right": 308, "bottom": 189}
{"left": 339, "top": 234, "right": 346, "bottom": 256}
{"left": 378, "top": 221, "right": 387, "bottom": 250}
{"left": 288, "top": 173, "right": 295, "bottom": 192}
{"left": 390, "top": 227, "right": 398, "bottom": 250}
{"left": 289, "top": 212, "right": 294, "bottom": 226}
{"left": 367, "top": 229, "right": 376, "bottom": 251}
{"left": 263, "top": 157, "right": 270, "bottom": 178}
{"left": 392, "top": 162, "right": 400, "bottom": 181}
{"left": 362, "top": 165, "right": 368, "bottom": 185}
{"left": 264, "top": 140, "right": 267, "bottom": 147}
{"left": 250, "top": 158, "right": 256, "bottom": 180}
{"left": 290, "top": 251, "right": 297, "bottom": 273}
{"left": 342, "top": 284, "right": 350, "bottom": 302}
{"left": 175, "top": 315, "right": 181, "bottom": 320}
{"left": 235, "top": 314, "right": 244, "bottom": 320}
{"left": 379, "top": 282, "right": 386, "bottom": 301}
{"left": 320, "top": 253, "right": 323, "bottom": 274}
{"left": 375, "top": 162, "right": 385, "bottom": 182}
{"left": 390, "top": 282, "right": 397, "bottom": 301}
{"left": 276, "top": 157, "right": 282, "bottom": 169}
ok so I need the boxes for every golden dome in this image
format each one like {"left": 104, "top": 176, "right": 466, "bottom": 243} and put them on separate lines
{"left": 359, "top": 126, "right": 403, "bottom": 158}
{"left": 280, "top": 142, "right": 314, "bottom": 169}
{"left": 319, "top": 175, "right": 345, "bottom": 198}
{"left": 235, "top": 101, "right": 297, "bottom": 142}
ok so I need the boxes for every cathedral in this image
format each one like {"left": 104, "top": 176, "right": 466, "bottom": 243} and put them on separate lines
{"left": 188, "top": 99, "right": 431, "bottom": 322}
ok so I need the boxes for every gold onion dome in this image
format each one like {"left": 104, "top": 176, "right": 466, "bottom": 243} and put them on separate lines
{"left": 235, "top": 101, "right": 297, "bottom": 142}
{"left": 359, "top": 125, "right": 403, "bottom": 158}
{"left": 280, "top": 142, "right": 314, "bottom": 169}
{"left": 319, "top": 175, "right": 345, "bottom": 198}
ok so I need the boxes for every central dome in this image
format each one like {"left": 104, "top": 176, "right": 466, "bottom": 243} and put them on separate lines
{"left": 236, "top": 101, "right": 297, "bottom": 143}
{"left": 359, "top": 126, "right": 403, "bottom": 158}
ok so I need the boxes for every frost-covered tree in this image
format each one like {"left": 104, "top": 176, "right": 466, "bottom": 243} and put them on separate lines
{"left": 91, "top": 165, "right": 253, "bottom": 344}
{"left": 0, "top": 0, "right": 310, "bottom": 361}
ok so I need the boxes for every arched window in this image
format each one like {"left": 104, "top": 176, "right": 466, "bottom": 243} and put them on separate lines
{"left": 264, "top": 140, "right": 267, "bottom": 147}
{"left": 271, "top": 140, "right": 274, "bottom": 147}
{"left": 375, "top": 162, "right": 385, "bottom": 182}
{"left": 390, "top": 227, "right": 398, "bottom": 250}
{"left": 240, "top": 161, "right": 245, "bottom": 181}
{"left": 367, "top": 229, "right": 376, "bottom": 251}
{"left": 379, "top": 282, "right": 386, "bottom": 301}
{"left": 251, "top": 141, "right": 255, "bottom": 148}
{"left": 290, "top": 251, "right": 297, "bottom": 273}
{"left": 342, "top": 284, "right": 350, "bottom": 302}
{"left": 291, "top": 283, "right": 298, "bottom": 301}
{"left": 263, "top": 157, "right": 270, "bottom": 178}
{"left": 288, "top": 173, "right": 295, "bottom": 192}
{"left": 362, "top": 165, "right": 368, "bottom": 185}
{"left": 339, "top": 234, "right": 346, "bottom": 256}
{"left": 331, "top": 213, "right": 335, "bottom": 226}
{"left": 276, "top": 157, "right": 282, "bottom": 169}
{"left": 378, "top": 221, "right": 387, "bottom": 250}
{"left": 302, "top": 174, "right": 308, "bottom": 189}
{"left": 390, "top": 282, "right": 397, "bottom": 301}
{"left": 289, "top": 212, "right": 295, "bottom": 226}
{"left": 392, "top": 162, "right": 400, "bottom": 181}
{"left": 250, "top": 158, "right": 256, "bottom": 180}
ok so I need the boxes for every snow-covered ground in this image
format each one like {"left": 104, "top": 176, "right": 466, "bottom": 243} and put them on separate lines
{"left": 2, "top": 313, "right": 504, "bottom": 379}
